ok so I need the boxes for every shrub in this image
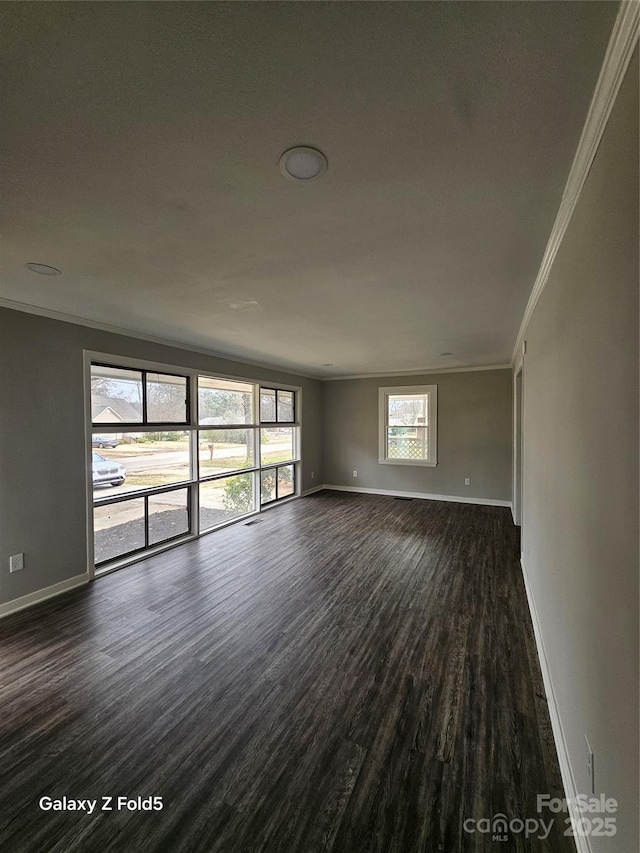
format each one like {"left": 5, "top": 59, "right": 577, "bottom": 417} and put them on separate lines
{"left": 223, "top": 473, "right": 253, "bottom": 514}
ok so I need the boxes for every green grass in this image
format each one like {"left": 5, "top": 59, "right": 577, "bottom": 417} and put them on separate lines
{"left": 200, "top": 456, "right": 252, "bottom": 471}
{"left": 124, "top": 473, "right": 186, "bottom": 487}
{"left": 105, "top": 443, "right": 189, "bottom": 457}
{"left": 260, "top": 451, "right": 294, "bottom": 465}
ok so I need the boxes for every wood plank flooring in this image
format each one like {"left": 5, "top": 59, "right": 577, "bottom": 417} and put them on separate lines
{"left": 0, "top": 491, "right": 571, "bottom": 852}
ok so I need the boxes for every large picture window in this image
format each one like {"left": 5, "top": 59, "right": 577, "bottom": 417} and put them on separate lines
{"left": 378, "top": 385, "right": 437, "bottom": 466}
{"left": 89, "top": 359, "right": 300, "bottom": 572}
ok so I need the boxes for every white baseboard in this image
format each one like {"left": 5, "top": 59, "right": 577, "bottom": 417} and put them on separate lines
{"left": 301, "top": 485, "right": 325, "bottom": 497}
{"left": 0, "top": 572, "right": 89, "bottom": 619}
{"left": 322, "top": 483, "right": 511, "bottom": 508}
{"left": 520, "top": 554, "right": 586, "bottom": 853}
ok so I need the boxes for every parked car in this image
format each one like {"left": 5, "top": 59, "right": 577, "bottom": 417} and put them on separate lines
{"left": 92, "top": 452, "right": 126, "bottom": 487}
{"left": 92, "top": 436, "right": 119, "bottom": 448}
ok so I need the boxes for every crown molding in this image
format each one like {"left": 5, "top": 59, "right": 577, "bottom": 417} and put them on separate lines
{"left": 0, "top": 297, "right": 512, "bottom": 381}
{"left": 0, "top": 297, "right": 318, "bottom": 381}
{"left": 511, "top": 0, "right": 639, "bottom": 366}
{"left": 322, "top": 364, "right": 511, "bottom": 381}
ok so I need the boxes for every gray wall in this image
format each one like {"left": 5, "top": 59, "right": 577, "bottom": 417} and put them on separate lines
{"left": 521, "top": 51, "right": 638, "bottom": 851}
{"left": 322, "top": 369, "right": 512, "bottom": 502}
{"left": 0, "top": 308, "right": 323, "bottom": 607}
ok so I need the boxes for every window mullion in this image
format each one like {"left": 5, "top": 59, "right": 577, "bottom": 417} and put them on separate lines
{"left": 141, "top": 371, "right": 148, "bottom": 423}
{"left": 144, "top": 495, "right": 149, "bottom": 548}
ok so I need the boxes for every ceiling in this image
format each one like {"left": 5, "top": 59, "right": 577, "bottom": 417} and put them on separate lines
{"left": 0, "top": 2, "right": 618, "bottom": 378}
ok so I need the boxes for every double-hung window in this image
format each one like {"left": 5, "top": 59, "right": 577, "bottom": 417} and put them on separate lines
{"left": 378, "top": 385, "right": 437, "bottom": 466}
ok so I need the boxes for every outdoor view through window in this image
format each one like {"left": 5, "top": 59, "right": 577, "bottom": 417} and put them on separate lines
{"left": 90, "top": 363, "right": 299, "bottom": 568}
{"left": 379, "top": 385, "right": 437, "bottom": 466}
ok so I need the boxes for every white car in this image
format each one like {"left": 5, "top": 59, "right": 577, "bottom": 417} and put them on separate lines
{"left": 92, "top": 452, "right": 126, "bottom": 487}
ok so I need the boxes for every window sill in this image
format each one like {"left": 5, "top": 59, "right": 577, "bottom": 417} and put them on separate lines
{"left": 378, "top": 458, "right": 437, "bottom": 467}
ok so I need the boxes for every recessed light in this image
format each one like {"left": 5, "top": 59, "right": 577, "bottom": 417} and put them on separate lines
{"left": 279, "top": 146, "right": 327, "bottom": 182}
{"left": 440, "top": 352, "right": 453, "bottom": 357}
{"left": 25, "top": 263, "right": 61, "bottom": 276}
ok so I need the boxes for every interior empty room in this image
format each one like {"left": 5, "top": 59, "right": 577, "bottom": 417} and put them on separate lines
{"left": 0, "top": 3, "right": 637, "bottom": 852}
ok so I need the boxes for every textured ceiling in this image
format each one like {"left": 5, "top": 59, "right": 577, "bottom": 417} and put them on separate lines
{"left": 0, "top": 2, "right": 618, "bottom": 377}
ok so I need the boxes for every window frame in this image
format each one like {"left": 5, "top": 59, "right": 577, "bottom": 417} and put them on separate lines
{"left": 94, "top": 485, "right": 191, "bottom": 567}
{"left": 257, "top": 386, "right": 299, "bottom": 506}
{"left": 91, "top": 361, "right": 190, "bottom": 426}
{"left": 378, "top": 384, "right": 438, "bottom": 467}
{"left": 259, "top": 387, "right": 296, "bottom": 424}
{"left": 85, "top": 352, "right": 302, "bottom": 577}
{"left": 260, "top": 463, "right": 296, "bottom": 506}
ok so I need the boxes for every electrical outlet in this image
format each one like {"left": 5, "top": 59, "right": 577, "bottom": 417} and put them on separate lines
{"left": 352, "top": 469, "right": 358, "bottom": 478}
{"left": 10, "top": 553, "right": 24, "bottom": 573}
{"left": 465, "top": 477, "right": 471, "bottom": 486}
{"left": 585, "top": 735, "right": 594, "bottom": 794}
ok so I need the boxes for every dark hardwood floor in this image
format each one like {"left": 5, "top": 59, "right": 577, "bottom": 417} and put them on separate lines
{"left": 0, "top": 491, "right": 570, "bottom": 853}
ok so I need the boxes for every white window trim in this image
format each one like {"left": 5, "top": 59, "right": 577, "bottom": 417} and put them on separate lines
{"left": 378, "top": 384, "right": 437, "bottom": 467}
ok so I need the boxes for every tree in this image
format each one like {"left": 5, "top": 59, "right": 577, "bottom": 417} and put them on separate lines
{"left": 200, "top": 389, "right": 253, "bottom": 456}
{"left": 146, "top": 381, "right": 186, "bottom": 422}
{"left": 388, "top": 396, "right": 425, "bottom": 426}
